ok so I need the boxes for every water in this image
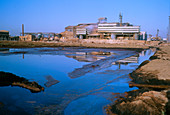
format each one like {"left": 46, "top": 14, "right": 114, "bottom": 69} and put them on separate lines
{"left": 0, "top": 47, "right": 155, "bottom": 114}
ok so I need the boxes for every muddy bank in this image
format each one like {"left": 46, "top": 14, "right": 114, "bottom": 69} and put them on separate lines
{"left": 108, "top": 43, "right": 170, "bottom": 115}
{"left": 0, "top": 40, "right": 160, "bottom": 50}
{"left": 0, "top": 71, "right": 44, "bottom": 93}
{"left": 107, "top": 88, "right": 169, "bottom": 115}
{"left": 130, "top": 44, "right": 170, "bottom": 85}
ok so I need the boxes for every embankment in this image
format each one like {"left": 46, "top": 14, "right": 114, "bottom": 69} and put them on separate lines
{"left": 0, "top": 40, "right": 160, "bottom": 50}
{"left": 107, "top": 43, "right": 170, "bottom": 115}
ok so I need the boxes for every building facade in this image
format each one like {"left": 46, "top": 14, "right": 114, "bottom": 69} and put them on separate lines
{"left": 0, "top": 30, "right": 9, "bottom": 40}
{"left": 98, "top": 23, "right": 140, "bottom": 40}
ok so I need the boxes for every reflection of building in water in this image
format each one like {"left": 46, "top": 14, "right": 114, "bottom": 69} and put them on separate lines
{"left": 115, "top": 55, "right": 139, "bottom": 64}
{"left": 66, "top": 55, "right": 106, "bottom": 62}
{"left": 139, "top": 49, "right": 153, "bottom": 57}
{"left": 65, "top": 51, "right": 111, "bottom": 62}
{"left": 22, "top": 53, "right": 24, "bottom": 59}
{"left": 139, "top": 50, "right": 146, "bottom": 56}
{"left": 113, "top": 55, "right": 139, "bottom": 69}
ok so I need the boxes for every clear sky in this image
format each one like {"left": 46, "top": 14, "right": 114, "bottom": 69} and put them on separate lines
{"left": 0, "top": 0, "right": 170, "bottom": 37}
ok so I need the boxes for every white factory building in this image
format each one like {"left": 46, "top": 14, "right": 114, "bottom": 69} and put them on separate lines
{"left": 65, "top": 14, "right": 147, "bottom": 40}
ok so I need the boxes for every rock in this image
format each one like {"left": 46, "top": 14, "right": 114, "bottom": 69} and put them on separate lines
{"left": 110, "top": 90, "right": 168, "bottom": 115}
{"left": 165, "top": 90, "right": 170, "bottom": 115}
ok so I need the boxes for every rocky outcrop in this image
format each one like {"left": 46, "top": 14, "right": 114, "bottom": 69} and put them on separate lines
{"left": 108, "top": 89, "right": 168, "bottom": 115}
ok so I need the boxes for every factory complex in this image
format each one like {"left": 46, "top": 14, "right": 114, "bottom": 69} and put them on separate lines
{"left": 1, "top": 14, "right": 170, "bottom": 42}
{"left": 64, "top": 14, "right": 147, "bottom": 40}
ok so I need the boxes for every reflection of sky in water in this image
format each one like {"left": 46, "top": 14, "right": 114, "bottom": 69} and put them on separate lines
{"left": 0, "top": 48, "right": 155, "bottom": 114}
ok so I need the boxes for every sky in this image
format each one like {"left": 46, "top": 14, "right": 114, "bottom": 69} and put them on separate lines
{"left": 0, "top": 0, "right": 170, "bottom": 37}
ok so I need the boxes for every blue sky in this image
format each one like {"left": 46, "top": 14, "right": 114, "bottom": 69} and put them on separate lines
{"left": 0, "top": 0, "right": 170, "bottom": 37}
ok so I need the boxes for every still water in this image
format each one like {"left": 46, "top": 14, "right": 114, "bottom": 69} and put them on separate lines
{"left": 0, "top": 47, "right": 155, "bottom": 114}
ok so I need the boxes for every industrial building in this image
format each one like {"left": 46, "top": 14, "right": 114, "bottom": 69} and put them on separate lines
{"left": 139, "top": 31, "right": 147, "bottom": 40}
{"left": 64, "top": 14, "right": 146, "bottom": 40}
{"left": 19, "top": 24, "right": 58, "bottom": 41}
{"left": 0, "top": 30, "right": 9, "bottom": 40}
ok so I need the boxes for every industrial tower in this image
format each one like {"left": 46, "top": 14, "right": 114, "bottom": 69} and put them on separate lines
{"left": 22, "top": 24, "right": 24, "bottom": 36}
{"left": 119, "top": 13, "right": 122, "bottom": 26}
{"left": 168, "top": 16, "right": 170, "bottom": 42}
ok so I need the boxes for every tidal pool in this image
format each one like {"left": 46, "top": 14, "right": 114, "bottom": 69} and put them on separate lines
{"left": 0, "top": 47, "right": 155, "bottom": 114}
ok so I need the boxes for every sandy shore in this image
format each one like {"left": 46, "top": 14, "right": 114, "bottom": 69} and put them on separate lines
{"left": 107, "top": 43, "right": 170, "bottom": 115}
{"left": 0, "top": 40, "right": 160, "bottom": 50}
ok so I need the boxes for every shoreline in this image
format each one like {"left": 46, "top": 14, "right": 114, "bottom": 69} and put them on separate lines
{"left": 0, "top": 40, "right": 160, "bottom": 50}
{"left": 1, "top": 40, "right": 169, "bottom": 114}
{"left": 107, "top": 43, "right": 170, "bottom": 115}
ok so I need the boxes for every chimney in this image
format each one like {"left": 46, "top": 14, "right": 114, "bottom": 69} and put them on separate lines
{"left": 22, "top": 24, "right": 24, "bottom": 36}
{"left": 156, "top": 29, "right": 159, "bottom": 37}
{"left": 119, "top": 13, "right": 122, "bottom": 26}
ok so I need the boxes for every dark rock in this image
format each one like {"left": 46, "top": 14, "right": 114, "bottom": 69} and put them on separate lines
{"left": 110, "top": 90, "right": 168, "bottom": 115}
{"left": 165, "top": 90, "right": 170, "bottom": 115}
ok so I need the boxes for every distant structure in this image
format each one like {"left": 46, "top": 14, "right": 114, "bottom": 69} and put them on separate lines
{"left": 22, "top": 24, "right": 24, "bottom": 36}
{"left": 156, "top": 29, "right": 159, "bottom": 38}
{"left": 98, "top": 17, "right": 107, "bottom": 23}
{"left": 119, "top": 13, "right": 122, "bottom": 26}
{"left": 168, "top": 16, "right": 170, "bottom": 42}
{"left": 0, "top": 30, "right": 9, "bottom": 40}
{"left": 139, "top": 31, "right": 147, "bottom": 40}
{"left": 65, "top": 14, "right": 143, "bottom": 40}
{"left": 20, "top": 24, "right": 36, "bottom": 41}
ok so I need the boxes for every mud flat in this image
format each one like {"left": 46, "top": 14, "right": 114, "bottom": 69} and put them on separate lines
{"left": 107, "top": 43, "right": 170, "bottom": 115}
{"left": 0, "top": 40, "right": 160, "bottom": 50}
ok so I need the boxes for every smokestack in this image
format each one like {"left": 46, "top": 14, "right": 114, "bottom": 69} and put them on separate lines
{"left": 156, "top": 29, "right": 159, "bottom": 37}
{"left": 22, "top": 24, "right": 24, "bottom": 36}
{"left": 119, "top": 13, "right": 122, "bottom": 26}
